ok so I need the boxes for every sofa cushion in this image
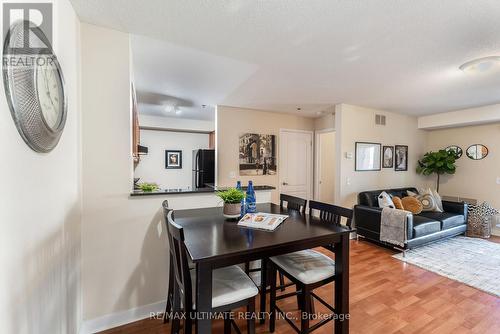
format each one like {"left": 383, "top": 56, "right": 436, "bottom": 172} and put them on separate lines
{"left": 358, "top": 187, "right": 419, "bottom": 207}
{"left": 412, "top": 216, "right": 441, "bottom": 238}
{"left": 418, "top": 212, "right": 465, "bottom": 230}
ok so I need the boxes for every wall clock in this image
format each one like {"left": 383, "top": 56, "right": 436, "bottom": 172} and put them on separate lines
{"left": 2, "top": 20, "right": 67, "bottom": 153}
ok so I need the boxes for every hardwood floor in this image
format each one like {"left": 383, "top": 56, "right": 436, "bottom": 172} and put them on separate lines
{"left": 99, "top": 238, "right": 500, "bottom": 334}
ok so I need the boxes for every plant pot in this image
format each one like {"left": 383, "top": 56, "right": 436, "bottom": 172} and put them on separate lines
{"left": 223, "top": 203, "right": 241, "bottom": 219}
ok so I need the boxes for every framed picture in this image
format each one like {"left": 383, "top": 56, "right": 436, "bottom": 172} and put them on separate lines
{"left": 382, "top": 146, "right": 394, "bottom": 168}
{"left": 165, "top": 150, "right": 182, "bottom": 169}
{"left": 239, "top": 133, "right": 276, "bottom": 176}
{"left": 445, "top": 145, "right": 463, "bottom": 159}
{"left": 394, "top": 145, "right": 408, "bottom": 171}
{"left": 355, "top": 142, "right": 381, "bottom": 171}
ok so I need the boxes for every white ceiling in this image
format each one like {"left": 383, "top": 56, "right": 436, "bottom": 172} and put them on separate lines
{"left": 71, "top": 0, "right": 500, "bottom": 118}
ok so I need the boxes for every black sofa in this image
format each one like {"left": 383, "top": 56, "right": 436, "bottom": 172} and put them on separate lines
{"left": 354, "top": 187, "right": 468, "bottom": 250}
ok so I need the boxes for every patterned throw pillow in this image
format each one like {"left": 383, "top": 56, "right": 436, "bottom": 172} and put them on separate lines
{"left": 408, "top": 188, "right": 442, "bottom": 212}
{"left": 401, "top": 196, "right": 423, "bottom": 214}
{"left": 467, "top": 202, "right": 499, "bottom": 238}
{"left": 468, "top": 202, "right": 499, "bottom": 221}
{"left": 378, "top": 191, "right": 395, "bottom": 209}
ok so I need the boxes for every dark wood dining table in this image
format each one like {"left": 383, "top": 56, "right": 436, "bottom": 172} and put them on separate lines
{"left": 174, "top": 203, "right": 352, "bottom": 334}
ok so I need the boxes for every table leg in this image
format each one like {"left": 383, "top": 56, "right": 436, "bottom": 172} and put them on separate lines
{"left": 259, "top": 258, "right": 267, "bottom": 324}
{"left": 196, "top": 262, "right": 213, "bottom": 334}
{"left": 334, "top": 233, "right": 349, "bottom": 334}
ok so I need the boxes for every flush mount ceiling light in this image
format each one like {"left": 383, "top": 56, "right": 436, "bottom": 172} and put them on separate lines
{"left": 459, "top": 56, "right": 500, "bottom": 73}
{"left": 164, "top": 104, "right": 175, "bottom": 113}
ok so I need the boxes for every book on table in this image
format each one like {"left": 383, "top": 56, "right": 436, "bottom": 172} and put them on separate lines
{"left": 237, "top": 212, "right": 288, "bottom": 231}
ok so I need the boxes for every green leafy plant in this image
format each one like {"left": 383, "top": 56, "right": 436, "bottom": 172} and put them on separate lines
{"left": 138, "top": 182, "right": 159, "bottom": 192}
{"left": 416, "top": 149, "right": 458, "bottom": 192}
{"left": 215, "top": 188, "right": 245, "bottom": 204}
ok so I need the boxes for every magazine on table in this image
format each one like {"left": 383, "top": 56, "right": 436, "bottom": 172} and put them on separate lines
{"left": 237, "top": 212, "right": 288, "bottom": 231}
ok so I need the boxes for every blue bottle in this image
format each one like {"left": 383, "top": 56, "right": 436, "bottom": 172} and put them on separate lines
{"left": 236, "top": 181, "right": 245, "bottom": 216}
{"left": 246, "top": 181, "right": 257, "bottom": 213}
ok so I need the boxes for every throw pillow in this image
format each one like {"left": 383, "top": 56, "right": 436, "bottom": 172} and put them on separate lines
{"left": 407, "top": 190, "right": 419, "bottom": 197}
{"left": 468, "top": 202, "right": 500, "bottom": 221}
{"left": 392, "top": 196, "right": 404, "bottom": 210}
{"left": 467, "top": 202, "right": 499, "bottom": 238}
{"left": 415, "top": 188, "right": 442, "bottom": 212}
{"left": 401, "top": 196, "right": 423, "bottom": 214}
{"left": 378, "top": 191, "right": 395, "bottom": 209}
{"left": 431, "top": 189, "right": 444, "bottom": 212}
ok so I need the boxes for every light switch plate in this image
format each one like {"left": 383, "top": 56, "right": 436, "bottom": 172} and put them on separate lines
{"left": 496, "top": 177, "right": 500, "bottom": 185}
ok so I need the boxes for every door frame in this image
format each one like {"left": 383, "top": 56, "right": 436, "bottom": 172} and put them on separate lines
{"left": 279, "top": 128, "right": 314, "bottom": 200}
{"left": 314, "top": 128, "right": 335, "bottom": 201}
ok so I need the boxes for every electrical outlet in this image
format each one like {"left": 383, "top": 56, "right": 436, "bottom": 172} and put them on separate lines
{"left": 229, "top": 171, "right": 236, "bottom": 179}
{"left": 346, "top": 177, "right": 351, "bottom": 185}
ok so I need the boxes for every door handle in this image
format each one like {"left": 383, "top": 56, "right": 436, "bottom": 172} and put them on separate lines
{"left": 282, "top": 182, "right": 288, "bottom": 186}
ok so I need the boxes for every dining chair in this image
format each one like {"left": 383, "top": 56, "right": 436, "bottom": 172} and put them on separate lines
{"left": 254, "top": 194, "right": 308, "bottom": 324}
{"left": 166, "top": 211, "right": 259, "bottom": 334}
{"left": 280, "top": 193, "right": 307, "bottom": 214}
{"left": 162, "top": 200, "right": 196, "bottom": 324}
{"left": 308, "top": 200, "right": 353, "bottom": 252}
{"left": 162, "top": 200, "right": 174, "bottom": 324}
{"left": 268, "top": 249, "right": 337, "bottom": 334}
{"left": 267, "top": 201, "right": 353, "bottom": 333}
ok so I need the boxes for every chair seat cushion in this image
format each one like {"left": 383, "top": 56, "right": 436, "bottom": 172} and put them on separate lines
{"left": 412, "top": 216, "right": 441, "bottom": 238}
{"left": 418, "top": 212, "right": 465, "bottom": 230}
{"left": 191, "top": 265, "right": 258, "bottom": 309}
{"left": 270, "top": 250, "right": 335, "bottom": 284}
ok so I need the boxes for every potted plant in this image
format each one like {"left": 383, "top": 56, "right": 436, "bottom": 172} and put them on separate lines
{"left": 216, "top": 188, "right": 245, "bottom": 219}
{"left": 416, "top": 149, "right": 458, "bottom": 192}
{"left": 138, "top": 182, "right": 159, "bottom": 192}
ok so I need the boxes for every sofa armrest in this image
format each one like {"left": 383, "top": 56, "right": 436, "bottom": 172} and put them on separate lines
{"left": 354, "top": 205, "right": 413, "bottom": 240}
{"left": 442, "top": 200, "right": 468, "bottom": 221}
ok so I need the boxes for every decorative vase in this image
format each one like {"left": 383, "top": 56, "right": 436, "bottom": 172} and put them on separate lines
{"left": 223, "top": 203, "right": 241, "bottom": 219}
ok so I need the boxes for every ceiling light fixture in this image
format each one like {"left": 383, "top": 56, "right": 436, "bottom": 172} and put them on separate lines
{"left": 175, "top": 108, "right": 182, "bottom": 115}
{"left": 459, "top": 56, "right": 500, "bottom": 73}
{"left": 164, "top": 103, "right": 175, "bottom": 113}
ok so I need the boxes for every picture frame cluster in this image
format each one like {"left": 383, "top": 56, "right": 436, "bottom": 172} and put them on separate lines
{"left": 355, "top": 142, "right": 408, "bottom": 172}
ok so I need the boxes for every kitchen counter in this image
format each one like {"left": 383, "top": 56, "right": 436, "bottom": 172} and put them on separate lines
{"left": 130, "top": 185, "right": 275, "bottom": 197}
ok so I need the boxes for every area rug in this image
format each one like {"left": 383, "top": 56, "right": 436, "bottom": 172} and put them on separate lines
{"left": 393, "top": 236, "right": 500, "bottom": 297}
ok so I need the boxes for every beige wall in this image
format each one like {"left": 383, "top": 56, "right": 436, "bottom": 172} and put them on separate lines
{"left": 217, "top": 105, "right": 315, "bottom": 203}
{"left": 314, "top": 112, "right": 335, "bottom": 130}
{"left": 426, "top": 123, "right": 500, "bottom": 209}
{"left": 336, "top": 104, "right": 429, "bottom": 208}
{"left": 0, "top": 1, "right": 82, "bottom": 333}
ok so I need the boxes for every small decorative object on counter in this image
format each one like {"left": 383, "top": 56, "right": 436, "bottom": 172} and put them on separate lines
{"left": 216, "top": 188, "right": 246, "bottom": 219}
{"left": 246, "top": 181, "right": 257, "bottom": 213}
{"left": 236, "top": 181, "right": 246, "bottom": 217}
{"left": 138, "top": 182, "right": 159, "bottom": 192}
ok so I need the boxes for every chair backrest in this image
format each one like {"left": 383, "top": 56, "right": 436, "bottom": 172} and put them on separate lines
{"left": 309, "top": 200, "right": 353, "bottom": 228}
{"left": 162, "top": 200, "right": 174, "bottom": 253}
{"left": 280, "top": 193, "right": 307, "bottom": 214}
{"left": 166, "top": 211, "right": 193, "bottom": 309}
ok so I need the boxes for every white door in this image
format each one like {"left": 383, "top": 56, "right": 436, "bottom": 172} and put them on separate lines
{"left": 279, "top": 130, "right": 313, "bottom": 199}
{"left": 316, "top": 131, "right": 335, "bottom": 203}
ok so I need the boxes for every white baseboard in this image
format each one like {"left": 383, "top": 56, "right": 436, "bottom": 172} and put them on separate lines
{"left": 80, "top": 300, "right": 166, "bottom": 334}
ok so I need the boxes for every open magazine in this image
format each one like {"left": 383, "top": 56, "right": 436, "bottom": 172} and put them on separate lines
{"left": 238, "top": 212, "right": 289, "bottom": 231}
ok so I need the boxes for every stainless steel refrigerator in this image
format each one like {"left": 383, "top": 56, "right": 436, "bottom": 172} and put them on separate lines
{"left": 192, "top": 149, "right": 215, "bottom": 189}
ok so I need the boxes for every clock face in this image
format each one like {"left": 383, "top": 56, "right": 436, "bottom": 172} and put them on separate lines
{"left": 36, "top": 56, "right": 63, "bottom": 131}
{"left": 2, "top": 20, "right": 67, "bottom": 152}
